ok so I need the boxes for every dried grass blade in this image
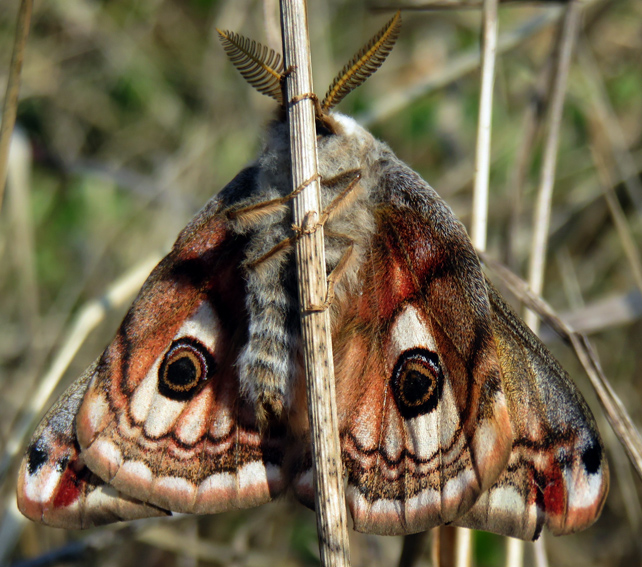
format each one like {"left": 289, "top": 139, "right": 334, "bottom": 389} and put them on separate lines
{"left": 0, "top": 0, "right": 33, "bottom": 213}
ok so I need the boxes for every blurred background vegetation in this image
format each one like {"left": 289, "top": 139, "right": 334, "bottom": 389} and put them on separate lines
{"left": 0, "top": 0, "right": 641, "bottom": 565}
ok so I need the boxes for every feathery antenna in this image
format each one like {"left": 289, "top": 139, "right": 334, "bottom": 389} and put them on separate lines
{"left": 218, "top": 12, "right": 401, "bottom": 112}
{"left": 216, "top": 29, "right": 284, "bottom": 104}
{"left": 321, "top": 11, "right": 401, "bottom": 111}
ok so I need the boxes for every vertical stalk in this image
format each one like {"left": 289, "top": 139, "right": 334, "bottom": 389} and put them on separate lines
{"left": 471, "top": 0, "right": 499, "bottom": 250}
{"left": 0, "top": 0, "right": 33, "bottom": 212}
{"left": 525, "top": 0, "right": 582, "bottom": 332}
{"left": 279, "top": 2, "right": 351, "bottom": 566}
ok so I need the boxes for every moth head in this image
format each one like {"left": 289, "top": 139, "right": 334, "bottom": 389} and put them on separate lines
{"left": 216, "top": 10, "right": 401, "bottom": 132}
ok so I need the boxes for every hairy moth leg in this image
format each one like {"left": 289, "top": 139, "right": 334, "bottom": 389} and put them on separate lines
{"left": 247, "top": 235, "right": 297, "bottom": 272}
{"left": 234, "top": 174, "right": 320, "bottom": 424}
{"left": 295, "top": 169, "right": 363, "bottom": 235}
{"left": 227, "top": 173, "right": 321, "bottom": 231}
{"left": 249, "top": 169, "right": 362, "bottom": 271}
{"left": 250, "top": 169, "right": 363, "bottom": 310}
{"left": 298, "top": 169, "right": 362, "bottom": 311}
{"left": 290, "top": 92, "right": 324, "bottom": 119}
{"left": 238, "top": 168, "right": 363, "bottom": 422}
{"left": 307, "top": 241, "right": 356, "bottom": 312}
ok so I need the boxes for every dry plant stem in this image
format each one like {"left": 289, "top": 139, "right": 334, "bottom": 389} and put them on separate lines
{"left": 506, "top": 539, "right": 524, "bottom": 567}
{"left": 533, "top": 537, "right": 550, "bottom": 567}
{"left": 372, "top": 0, "right": 570, "bottom": 8}
{"left": 588, "top": 137, "right": 642, "bottom": 296}
{"left": 279, "top": 2, "right": 351, "bottom": 566}
{"left": 482, "top": 253, "right": 642, "bottom": 481}
{"left": 506, "top": 57, "right": 554, "bottom": 270}
{"left": 454, "top": 526, "right": 472, "bottom": 567}
{"left": 0, "top": 256, "right": 160, "bottom": 485}
{"left": 0, "top": 0, "right": 32, "bottom": 212}
{"left": 0, "top": 497, "right": 25, "bottom": 567}
{"left": 525, "top": 0, "right": 581, "bottom": 333}
{"left": 471, "top": 0, "right": 498, "bottom": 250}
{"left": 580, "top": 57, "right": 642, "bottom": 294}
{"left": 603, "top": 423, "right": 642, "bottom": 533}
{"left": 6, "top": 130, "right": 38, "bottom": 337}
{"left": 436, "top": 527, "right": 456, "bottom": 567}
{"left": 578, "top": 44, "right": 642, "bottom": 213}
{"left": 557, "top": 289, "right": 642, "bottom": 336}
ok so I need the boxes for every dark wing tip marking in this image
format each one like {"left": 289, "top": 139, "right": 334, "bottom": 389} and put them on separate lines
{"left": 581, "top": 441, "right": 603, "bottom": 476}
{"left": 26, "top": 445, "right": 48, "bottom": 475}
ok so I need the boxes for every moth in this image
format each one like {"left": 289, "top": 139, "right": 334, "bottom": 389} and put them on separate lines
{"left": 17, "top": 13, "right": 608, "bottom": 540}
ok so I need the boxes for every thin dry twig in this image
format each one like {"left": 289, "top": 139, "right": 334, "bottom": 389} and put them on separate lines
{"left": 579, "top": 51, "right": 642, "bottom": 296}
{"left": 555, "top": 289, "right": 642, "bottom": 336}
{"left": 525, "top": 0, "right": 582, "bottom": 332}
{"left": 454, "top": 527, "right": 472, "bottom": 567}
{"left": 279, "top": 2, "right": 351, "bottom": 566}
{"left": 505, "top": 56, "right": 555, "bottom": 271}
{"left": 506, "top": 539, "right": 525, "bottom": 567}
{"left": 588, "top": 132, "right": 642, "bottom": 296}
{"left": 371, "top": 0, "right": 571, "bottom": 9}
{"left": 0, "top": 496, "right": 25, "bottom": 567}
{"left": 471, "top": 0, "right": 498, "bottom": 251}
{"left": 5, "top": 129, "right": 38, "bottom": 337}
{"left": 0, "top": 0, "right": 32, "bottom": 213}
{"left": 577, "top": 44, "right": 642, "bottom": 213}
{"left": 533, "top": 536, "right": 550, "bottom": 567}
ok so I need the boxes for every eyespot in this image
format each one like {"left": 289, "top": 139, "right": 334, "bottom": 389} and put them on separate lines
{"left": 158, "top": 338, "right": 216, "bottom": 401}
{"left": 391, "top": 348, "right": 443, "bottom": 419}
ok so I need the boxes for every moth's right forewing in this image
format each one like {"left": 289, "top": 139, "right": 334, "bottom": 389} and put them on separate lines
{"left": 325, "top": 154, "right": 514, "bottom": 535}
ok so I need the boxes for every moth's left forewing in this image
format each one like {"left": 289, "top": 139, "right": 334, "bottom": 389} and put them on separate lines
{"left": 75, "top": 187, "right": 287, "bottom": 517}
{"left": 455, "top": 284, "right": 609, "bottom": 539}
{"left": 328, "top": 150, "right": 514, "bottom": 535}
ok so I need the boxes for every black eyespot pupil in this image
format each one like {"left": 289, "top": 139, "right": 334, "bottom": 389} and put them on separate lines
{"left": 402, "top": 369, "right": 434, "bottom": 407}
{"left": 158, "top": 338, "right": 215, "bottom": 401}
{"left": 391, "top": 348, "right": 443, "bottom": 419}
{"left": 166, "top": 356, "right": 199, "bottom": 388}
